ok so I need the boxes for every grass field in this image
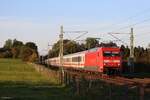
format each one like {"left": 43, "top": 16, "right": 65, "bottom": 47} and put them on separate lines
{"left": 0, "top": 59, "right": 84, "bottom": 100}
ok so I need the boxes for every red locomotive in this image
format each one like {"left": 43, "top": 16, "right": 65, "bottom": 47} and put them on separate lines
{"left": 45, "top": 47, "right": 122, "bottom": 75}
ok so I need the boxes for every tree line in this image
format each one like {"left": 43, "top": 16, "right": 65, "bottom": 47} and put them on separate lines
{"left": 48, "top": 37, "right": 117, "bottom": 58}
{"left": 0, "top": 39, "right": 38, "bottom": 62}
{"left": 120, "top": 45, "right": 150, "bottom": 72}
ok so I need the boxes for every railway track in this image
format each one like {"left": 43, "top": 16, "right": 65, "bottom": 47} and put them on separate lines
{"left": 64, "top": 70, "right": 150, "bottom": 100}
{"left": 65, "top": 69, "right": 149, "bottom": 86}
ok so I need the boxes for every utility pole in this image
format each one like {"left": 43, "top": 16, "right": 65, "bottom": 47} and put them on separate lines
{"left": 59, "top": 25, "right": 64, "bottom": 84}
{"left": 130, "top": 28, "right": 134, "bottom": 58}
{"left": 129, "top": 28, "right": 134, "bottom": 73}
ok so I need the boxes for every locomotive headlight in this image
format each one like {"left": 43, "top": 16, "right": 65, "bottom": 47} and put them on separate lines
{"left": 113, "top": 60, "right": 120, "bottom": 63}
{"left": 104, "top": 60, "right": 110, "bottom": 63}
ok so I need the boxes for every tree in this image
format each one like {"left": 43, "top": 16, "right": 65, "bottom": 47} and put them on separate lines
{"left": 0, "top": 39, "right": 39, "bottom": 62}
{"left": 99, "top": 42, "right": 117, "bottom": 47}
{"left": 11, "top": 47, "right": 20, "bottom": 58}
{"left": 85, "top": 37, "right": 99, "bottom": 49}
{"left": 29, "top": 51, "right": 38, "bottom": 62}
{"left": 0, "top": 48, "right": 12, "bottom": 58}
{"left": 76, "top": 43, "right": 86, "bottom": 52}
{"left": 3, "top": 39, "right": 13, "bottom": 49}
{"left": 48, "top": 49, "right": 55, "bottom": 58}
{"left": 25, "top": 42, "right": 38, "bottom": 51}
{"left": 20, "top": 47, "right": 33, "bottom": 61}
{"left": 20, "top": 46, "right": 38, "bottom": 62}
{"left": 48, "top": 39, "right": 80, "bottom": 58}
{"left": 64, "top": 40, "right": 78, "bottom": 54}
{"left": 12, "top": 39, "right": 23, "bottom": 47}
{"left": 2, "top": 50, "right": 13, "bottom": 58}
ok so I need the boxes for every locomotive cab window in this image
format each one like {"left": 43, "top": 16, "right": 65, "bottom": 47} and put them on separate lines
{"left": 103, "top": 51, "right": 111, "bottom": 57}
{"left": 103, "top": 51, "right": 120, "bottom": 57}
{"left": 112, "top": 52, "right": 120, "bottom": 57}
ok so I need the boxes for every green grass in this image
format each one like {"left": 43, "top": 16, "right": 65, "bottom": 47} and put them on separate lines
{"left": 0, "top": 59, "right": 83, "bottom": 100}
{"left": 0, "top": 59, "right": 53, "bottom": 84}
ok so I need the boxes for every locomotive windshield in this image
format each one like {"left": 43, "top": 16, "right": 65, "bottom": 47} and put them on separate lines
{"left": 103, "top": 51, "right": 120, "bottom": 57}
{"left": 111, "top": 52, "right": 120, "bottom": 56}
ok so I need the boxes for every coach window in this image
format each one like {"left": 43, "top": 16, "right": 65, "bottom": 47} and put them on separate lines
{"left": 72, "top": 57, "right": 76, "bottom": 62}
{"left": 69, "top": 58, "right": 71, "bottom": 62}
{"left": 66, "top": 58, "right": 70, "bottom": 62}
{"left": 78, "top": 56, "right": 81, "bottom": 62}
{"left": 72, "top": 57, "right": 79, "bottom": 62}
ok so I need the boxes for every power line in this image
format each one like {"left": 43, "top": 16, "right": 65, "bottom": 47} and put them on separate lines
{"left": 121, "top": 7, "right": 150, "bottom": 21}
{"left": 64, "top": 32, "right": 72, "bottom": 40}
{"left": 62, "top": 30, "right": 88, "bottom": 46}
{"left": 101, "top": 7, "right": 150, "bottom": 31}
{"left": 112, "top": 18, "right": 150, "bottom": 31}
{"left": 108, "top": 33, "right": 128, "bottom": 45}
{"left": 72, "top": 31, "right": 88, "bottom": 41}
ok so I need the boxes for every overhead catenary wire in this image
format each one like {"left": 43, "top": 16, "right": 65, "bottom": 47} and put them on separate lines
{"left": 63, "top": 29, "right": 88, "bottom": 41}
{"left": 112, "top": 18, "right": 150, "bottom": 32}
{"left": 108, "top": 33, "right": 128, "bottom": 45}
{"left": 72, "top": 31, "right": 88, "bottom": 41}
{"left": 84, "top": 7, "right": 150, "bottom": 33}
{"left": 103, "top": 7, "right": 150, "bottom": 31}
{"left": 62, "top": 31, "right": 88, "bottom": 48}
{"left": 64, "top": 32, "right": 72, "bottom": 40}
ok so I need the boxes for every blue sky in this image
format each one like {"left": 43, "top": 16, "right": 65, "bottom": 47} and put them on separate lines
{"left": 0, "top": 0, "right": 150, "bottom": 55}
